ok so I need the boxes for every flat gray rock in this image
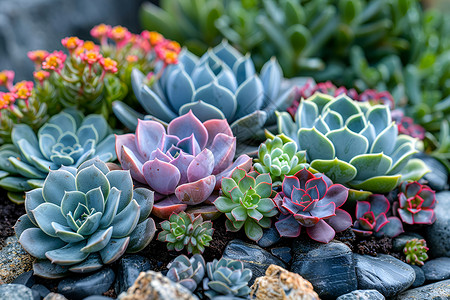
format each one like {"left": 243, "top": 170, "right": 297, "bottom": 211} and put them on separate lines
{"left": 422, "top": 257, "right": 450, "bottom": 281}
{"left": 396, "top": 279, "right": 450, "bottom": 300}
{"left": 0, "top": 283, "right": 34, "bottom": 300}
{"left": 411, "top": 265, "right": 425, "bottom": 288}
{"left": 426, "top": 192, "right": 450, "bottom": 257}
{"left": 336, "top": 289, "right": 385, "bottom": 300}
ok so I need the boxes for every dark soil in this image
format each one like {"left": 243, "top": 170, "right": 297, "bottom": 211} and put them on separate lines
{"left": 0, "top": 189, "right": 25, "bottom": 245}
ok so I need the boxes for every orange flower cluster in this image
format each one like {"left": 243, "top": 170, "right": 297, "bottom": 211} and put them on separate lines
{"left": 0, "top": 70, "right": 34, "bottom": 114}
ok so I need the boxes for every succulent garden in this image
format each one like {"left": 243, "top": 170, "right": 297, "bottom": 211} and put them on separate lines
{"left": 0, "top": 1, "right": 449, "bottom": 299}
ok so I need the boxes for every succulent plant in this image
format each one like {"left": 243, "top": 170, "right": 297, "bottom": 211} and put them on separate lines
{"left": 158, "top": 211, "right": 213, "bottom": 254}
{"left": 14, "top": 158, "right": 156, "bottom": 279}
{"left": 277, "top": 93, "right": 429, "bottom": 193}
{"left": 273, "top": 168, "right": 352, "bottom": 243}
{"left": 166, "top": 254, "right": 206, "bottom": 292}
{"left": 403, "top": 238, "right": 429, "bottom": 266}
{"left": 253, "top": 135, "right": 308, "bottom": 184}
{"left": 113, "top": 40, "right": 301, "bottom": 142}
{"left": 203, "top": 258, "right": 252, "bottom": 300}
{"left": 394, "top": 181, "right": 436, "bottom": 225}
{"left": 115, "top": 111, "right": 252, "bottom": 218}
{"left": 352, "top": 194, "right": 404, "bottom": 238}
{"left": 214, "top": 168, "right": 277, "bottom": 242}
{"left": 0, "top": 110, "right": 116, "bottom": 203}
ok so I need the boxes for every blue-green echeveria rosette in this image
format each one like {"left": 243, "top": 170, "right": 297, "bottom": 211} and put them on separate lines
{"left": 14, "top": 158, "right": 156, "bottom": 279}
{"left": 276, "top": 93, "right": 429, "bottom": 193}
{"left": 113, "top": 40, "right": 300, "bottom": 142}
{"left": 0, "top": 110, "right": 116, "bottom": 202}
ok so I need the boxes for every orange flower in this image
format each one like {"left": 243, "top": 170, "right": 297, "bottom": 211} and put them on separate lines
{"left": 0, "top": 92, "right": 17, "bottom": 109}
{"left": 61, "top": 37, "right": 84, "bottom": 51}
{"left": 100, "top": 57, "right": 118, "bottom": 73}
{"left": 148, "top": 31, "right": 164, "bottom": 47}
{"left": 42, "top": 51, "right": 67, "bottom": 72}
{"left": 80, "top": 51, "right": 103, "bottom": 65}
{"left": 155, "top": 40, "right": 181, "bottom": 65}
{"left": 91, "top": 24, "right": 112, "bottom": 40}
{"left": 33, "top": 70, "right": 50, "bottom": 84}
{"left": 109, "top": 26, "right": 131, "bottom": 44}
{"left": 12, "top": 81, "right": 34, "bottom": 100}
{"left": 0, "top": 70, "right": 14, "bottom": 88}
{"left": 27, "top": 50, "right": 49, "bottom": 65}
{"left": 82, "top": 41, "right": 100, "bottom": 52}
{"left": 126, "top": 55, "right": 139, "bottom": 63}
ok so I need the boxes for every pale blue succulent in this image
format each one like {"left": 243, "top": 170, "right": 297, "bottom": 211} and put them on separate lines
{"left": 277, "top": 93, "right": 429, "bottom": 193}
{"left": 14, "top": 158, "right": 156, "bottom": 279}
{"left": 0, "top": 110, "right": 116, "bottom": 202}
{"left": 113, "top": 40, "right": 303, "bottom": 142}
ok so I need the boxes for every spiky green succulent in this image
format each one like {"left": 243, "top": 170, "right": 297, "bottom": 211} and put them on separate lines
{"left": 277, "top": 93, "right": 429, "bottom": 193}
{"left": 253, "top": 135, "right": 307, "bottom": 184}
{"left": 0, "top": 110, "right": 116, "bottom": 203}
{"left": 214, "top": 168, "right": 277, "bottom": 242}
{"left": 166, "top": 254, "right": 206, "bottom": 292}
{"left": 14, "top": 158, "right": 156, "bottom": 279}
{"left": 403, "top": 238, "right": 429, "bottom": 266}
{"left": 203, "top": 257, "right": 252, "bottom": 300}
{"left": 158, "top": 211, "right": 214, "bottom": 254}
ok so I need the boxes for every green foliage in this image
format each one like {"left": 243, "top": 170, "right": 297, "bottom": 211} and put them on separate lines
{"left": 403, "top": 238, "right": 429, "bottom": 266}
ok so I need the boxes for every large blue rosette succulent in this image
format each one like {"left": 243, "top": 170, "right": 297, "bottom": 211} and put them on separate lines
{"left": 0, "top": 110, "right": 116, "bottom": 202}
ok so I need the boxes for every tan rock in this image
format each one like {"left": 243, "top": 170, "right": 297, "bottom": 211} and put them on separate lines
{"left": 43, "top": 293, "right": 69, "bottom": 300}
{"left": 118, "top": 270, "right": 198, "bottom": 300}
{"left": 0, "top": 236, "right": 35, "bottom": 283}
{"left": 250, "top": 264, "right": 320, "bottom": 300}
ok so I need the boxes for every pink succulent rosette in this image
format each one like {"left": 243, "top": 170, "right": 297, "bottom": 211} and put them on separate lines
{"left": 395, "top": 181, "right": 436, "bottom": 225}
{"left": 116, "top": 111, "right": 252, "bottom": 218}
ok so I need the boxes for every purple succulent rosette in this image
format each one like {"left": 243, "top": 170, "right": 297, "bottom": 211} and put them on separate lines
{"left": 352, "top": 194, "right": 404, "bottom": 237}
{"left": 273, "top": 168, "right": 352, "bottom": 243}
{"left": 115, "top": 111, "right": 252, "bottom": 218}
{"left": 394, "top": 181, "right": 436, "bottom": 225}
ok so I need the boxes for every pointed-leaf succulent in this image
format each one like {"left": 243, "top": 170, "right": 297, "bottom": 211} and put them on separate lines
{"left": 273, "top": 168, "right": 352, "bottom": 243}
{"left": 277, "top": 93, "right": 429, "bottom": 193}
{"left": 403, "top": 238, "right": 429, "bottom": 266}
{"left": 203, "top": 258, "right": 252, "bottom": 300}
{"left": 166, "top": 254, "right": 206, "bottom": 292}
{"left": 0, "top": 110, "right": 116, "bottom": 202}
{"left": 395, "top": 181, "right": 436, "bottom": 225}
{"left": 115, "top": 110, "right": 252, "bottom": 218}
{"left": 214, "top": 168, "right": 277, "bottom": 242}
{"left": 158, "top": 211, "right": 213, "bottom": 254}
{"left": 14, "top": 158, "right": 156, "bottom": 279}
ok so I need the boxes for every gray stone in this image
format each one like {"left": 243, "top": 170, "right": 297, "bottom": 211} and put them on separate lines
{"left": 32, "top": 284, "right": 50, "bottom": 299}
{"left": 291, "top": 239, "right": 357, "bottom": 300}
{"left": 422, "top": 257, "right": 450, "bottom": 281}
{"left": 115, "top": 254, "right": 154, "bottom": 295}
{"left": 0, "top": 283, "right": 34, "bottom": 300}
{"left": 426, "top": 192, "right": 450, "bottom": 257}
{"left": 83, "top": 296, "right": 112, "bottom": 300}
{"left": 12, "top": 270, "right": 35, "bottom": 287}
{"left": 336, "top": 289, "right": 385, "bottom": 300}
{"left": 271, "top": 247, "right": 292, "bottom": 264}
{"left": 411, "top": 265, "right": 425, "bottom": 288}
{"left": 222, "top": 239, "right": 286, "bottom": 285}
{"left": 58, "top": 267, "right": 115, "bottom": 300}
{"left": 0, "top": 236, "right": 35, "bottom": 284}
{"left": 354, "top": 254, "right": 415, "bottom": 297}
{"left": 257, "top": 227, "right": 281, "bottom": 248}
{"left": 392, "top": 232, "right": 425, "bottom": 252}
{"left": 415, "top": 153, "right": 448, "bottom": 191}
{"left": 396, "top": 279, "right": 450, "bottom": 300}
{"left": 43, "top": 293, "right": 68, "bottom": 300}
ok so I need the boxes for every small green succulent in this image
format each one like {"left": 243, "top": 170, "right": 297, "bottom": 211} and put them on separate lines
{"left": 404, "top": 238, "right": 429, "bottom": 266}
{"left": 214, "top": 168, "right": 277, "bottom": 242}
{"left": 166, "top": 254, "right": 206, "bottom": 292}
{"left": 14, "top": 157, "right": 156, "bottom": 278}
{"left": 253, "top": 135, "right": 307, "bottom": 184}
{"left": 158, "top": 211, "right": 214, "bottom": 254}
{"left": 203, "top": 257, "right": 252, "bottom": 300}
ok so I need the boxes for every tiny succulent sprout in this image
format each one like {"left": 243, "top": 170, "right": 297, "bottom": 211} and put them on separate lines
{"left": 158, "top": 211, "right": 214, "bottom": 254}
{"left": 352, "top": 194, "right": 404, "bottom": 238}
{"left": 166, "top": 254, "right": 206, "bottom": 292}
{"left": 253, "top": 135, "right": 308, "bottom": 185}
{"left": 214, "top": 168, "right": 277, "bottom": 242}
{"left": 14, "top": 157, "right": 156, "bottom": 279}
{"left": 203, "top": 258, "right": 252, "bottom": 300}
{"left": 273, "top": 168, "right": 352, "bottom": 243}
{"left": 395, "top": 181, "right": 436, "bottom": 225}
{"left": 403, "top": 238, "right": 429, "bottom": 266}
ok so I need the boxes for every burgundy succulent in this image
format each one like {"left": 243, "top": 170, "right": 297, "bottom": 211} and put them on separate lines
{"left": 115, "top": 111, "right": 252, "bottom": 218}
{"left": 352, "top": 194, "right": 404, "bottom": 237}
{"left": 395, "top": 181, "right": 436, "bottom": 225}
{"left": 273, "top": 168, "right": 352, "bottom": 243}
{"left": 391, "top": 110, "right": 426, "bottom": 140}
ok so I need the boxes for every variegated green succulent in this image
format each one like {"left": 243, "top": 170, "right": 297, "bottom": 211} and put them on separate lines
{"left": 0, "top": 110, "right": 116, "bottom": 203}
{"left": 14, "top": 158, "right": 156, "bottom": 279}
{"left": 277, "top": 93, "right": 429, "bottom": 193}
{"left": 253, "top": 135, "right": 307, "bottom": 184}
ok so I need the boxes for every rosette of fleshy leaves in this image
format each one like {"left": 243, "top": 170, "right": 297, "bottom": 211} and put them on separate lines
{"left": 115, "top": 111, "right": 252, "bottom": 219}
{"left": 394, "top": 181, "right": 436, "bottom": 225}
{"left": 277, "top": 93, "right": 429, "bottom": 193}
{"left": 113, "top": 40, "right": 302, "bottom": 143}
{"left": 253, "top": 134, "right": 308, "bottom": 185}
{"left": 166, "top": 254, "right": 206, "bottom": 292}
{"left": 203, "top": 258, "right": 252, "bottom": 300}
{"left": 14, "top": 158, "right": 156, "bottom": 278}
{"left": 0, "top": 110, "right": 116, "bottom": 203}
{"left": 158, "top": 211, "right": 213, "bottom": 254}
{"left": 352, "top": 194, "right": 404, "bottom": 238}
{"left": 0, "top": 70, "right": 49, "bottom": 144}
{"left": 403, "top": 238, "right": 429, "bottom": 266}
{"left": 214, "top": 168, "right": 277, "bottom": 242}
{"left": 273, "top": 168, "right": 352, "bottom": 243}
